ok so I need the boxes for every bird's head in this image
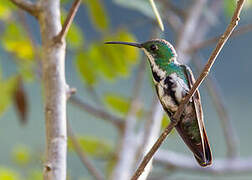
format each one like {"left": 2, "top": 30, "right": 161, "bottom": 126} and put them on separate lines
{"left": 105, "top": 39, "right": 177, "bottom": 64}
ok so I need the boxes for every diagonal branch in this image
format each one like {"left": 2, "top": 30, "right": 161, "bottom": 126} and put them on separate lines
{"left": 10, "top": 0, "right": 40, "bottom": 18}
{"left": 69, "top": 96, "right": 124, "bottom": 130}
{"left": 187, "top": 23, "right": 252, "bottom": 53}
{"left": 54, "top": 0, "right": 82, "bottom": 43}
{"left": 131, "top": 0, "right": 245, "bottom": 179}
{"left": 173, "top": 0, "right": 245, "bottom": 123}
{"left": 67, "top": 122, "right": 105, "bottom": 180}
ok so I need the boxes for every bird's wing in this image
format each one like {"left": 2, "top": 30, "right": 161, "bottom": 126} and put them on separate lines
{"left": 180, "top": 64, "right": 212, "bottom": 166}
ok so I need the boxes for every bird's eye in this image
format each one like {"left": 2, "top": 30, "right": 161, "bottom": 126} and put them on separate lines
{"left": 150, "top": 44, "right": 158, "bottom": 51}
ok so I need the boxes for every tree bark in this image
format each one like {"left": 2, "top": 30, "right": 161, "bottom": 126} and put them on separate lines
{"left": 39, "top": 0, "right": 67, "bottom": 179}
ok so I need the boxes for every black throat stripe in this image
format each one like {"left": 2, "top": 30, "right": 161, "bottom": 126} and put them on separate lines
{"left": 164, "top": 76, "right": 179, "bottom": 105}
{"left": 152, "top": 70, "right": 161, "bottom": 82}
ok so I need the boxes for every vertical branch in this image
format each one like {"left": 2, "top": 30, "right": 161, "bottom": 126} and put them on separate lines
{"left": 176, "top": 0, "right": 206, "bottom": 63}
{"left": 111, "top": 57, "right": 146, "bottom": 180}
{"left": 137, "top": 100, "right": 163, "bottom": 180}
{"left": 38, "top": 0, "right": 81, "bottom": 178}
{"left": 39, "top": 0, "right": 67, "bottom": 179}
{"left": 11, "top": 0, "right": 69, "bottom": 179}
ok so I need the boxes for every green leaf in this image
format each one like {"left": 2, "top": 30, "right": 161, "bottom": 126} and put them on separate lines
{"left": 104, "top": 93, "right": 130, "bottom": 115}
{"left": 0, "top": 167, "right": 21, "bottom": 180}
{"left": 61, "top": 0, "right": 71, "bottom": 4}
{"left": 224, "top": 0, "right": 252, "bottom": 16}
{"left": 85, "top": 0, "right": 109, "bottom": 31}
{"left": 12, "top": 145, "right": 31, "bottom": 166}
{"left": 98, "top": 44, "right": 129, "bottom": 77}
{"left": 27, "top": 170, "right": 42, "bottom": 180}
{"left": 0, "top": 76, "right": 18, "bottom": 116}
{"left": 161, "top": 115, "right": 175, "bottom": 134}
{"left": 0, "top": 65, "right": 2, "bottom": 80}
{"left": 75, "top": 52, "right": 97, "bottom": 85}
{"left": 18, "top": 61, "right": 35, "bottom": 82}
{"left": 105, "top": 154, "right": 117, "bottom": 177}
{"left": 223, "top": 0, "right": 236, "bottom": 17}
{"left": 1, "top": 23, "right": 34, "bottom": 60}
{"left": 68, "top": 135, "right": 113, "bottom": 158}
{"left": 102, "top": 29, "right": 140, "bottom": 77}
{"left": 0, "top": 1, "right": 14, "bottom": 20}
{"left": 76, "top": 30, "right": 139, "bottom": 86}
{"left": 89, "top": 44, "right": 117, "bottom": 79}
{"left": 115, "top": 30, "right": 140, "bottom": 63}
{"left": 161, "top": 115, "right": 170, "bottom": 129}
{"left": 66, "top": 22, "right": 84, "bottom": 49}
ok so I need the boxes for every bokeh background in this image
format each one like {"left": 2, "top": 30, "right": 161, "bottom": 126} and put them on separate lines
{"left": 0, "top": 0, "right": 252, "bottom": 179}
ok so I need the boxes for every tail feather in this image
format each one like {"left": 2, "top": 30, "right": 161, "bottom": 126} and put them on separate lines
{"left": 175, "top": 122, "right": 212, "bottom": 167}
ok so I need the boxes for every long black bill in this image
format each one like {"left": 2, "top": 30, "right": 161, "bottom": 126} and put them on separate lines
{"left": 105, "top": 41, "right": 142, "bottom": 48}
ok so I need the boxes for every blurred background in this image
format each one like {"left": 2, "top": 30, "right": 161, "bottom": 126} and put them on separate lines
{"left": 0, "top": 0, "right": 252, "bottom": 179}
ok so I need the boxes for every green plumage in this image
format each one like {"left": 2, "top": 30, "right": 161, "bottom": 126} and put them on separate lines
{"left": 105, "top": 39, "right": 212, "bottom": 167}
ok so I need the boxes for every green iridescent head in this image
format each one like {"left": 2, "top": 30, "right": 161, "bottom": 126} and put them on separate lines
{"left": 105, "top": 39, "right": 177, "bottom": 64}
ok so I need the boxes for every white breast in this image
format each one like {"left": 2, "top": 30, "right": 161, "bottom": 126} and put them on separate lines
{"left": 169, "top": 73, "right": 189, "bottom": 102}
{"left": 156, "top": 81, "right": 178, "bottom": 112}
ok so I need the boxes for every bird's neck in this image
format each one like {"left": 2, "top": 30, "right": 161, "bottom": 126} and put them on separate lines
{"left": 153, "top": 57, "right": 180, "bottom": 74}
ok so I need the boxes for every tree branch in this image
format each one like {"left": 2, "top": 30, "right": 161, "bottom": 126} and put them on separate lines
{"left": 39, "top": 0, "right": 68, "bottom": 179}
{"left": 175, "top": 0, "right": 206, "bottom": 63}
{"left": 136, "top": 100, "right": 163, "bottom": 180}
{"left": 67, "top": 122, "right": 105, "bottom": 180}
{"left": 10, "top": 0, "right": 40, "bottom": 18}
{"left": 112, "top": 57, "right": 146, "bottom": 180}
{"left": 155, "top": 150, "right": 252, "bottom": 174}
{"left": 54, "top": 0, "right": 82, "bottom": 43}
{"left": 131, "top": 0, "right": 245, "bottom": 179}
{"left": 69, "top": 96, "right": 124, "bottom": 130}
{"left": 188, "top": 23, "right": 252, "bottom": 53}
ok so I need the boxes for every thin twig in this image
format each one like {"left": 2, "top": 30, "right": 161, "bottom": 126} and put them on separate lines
{"left": 192, "top": 54, "right": 239, "bottom": 158}
{"left": 149, "top": 0, "right": 164, "bottom": 31}
{"left": 175, "top": 0, "right": 206, "bottom": 63}
{"left": 188, "top": 23, "right": 252, "bottom": 53}
{"left": 134, "top": 98, "right": 159, "bottom": 164}
{"left": 157, "top": 0, "right": 186, "bottom": 19}
{"left": 173, "top": 0, "right": 244, "bottom": 123}
{"left": 67, "top": 122, "right": 105, "bottom": 180}
{"left": 69, "top": 96, "right": 124, "bottom": 130}
{"left": 131, "top": 0, "right": 245, "bottom": 179}
{"left": 160, "top": 3, "right": 183, "bottom": 32}
{"left": 54, "top": 0, "right": 82, "bottom": 43}
{"left": 10, "top": 0, "right": 40, "bottom": 18}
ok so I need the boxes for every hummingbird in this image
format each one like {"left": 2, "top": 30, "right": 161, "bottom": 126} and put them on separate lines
{"left": 105, "top": 39, "right": 212, "bottom": 167}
